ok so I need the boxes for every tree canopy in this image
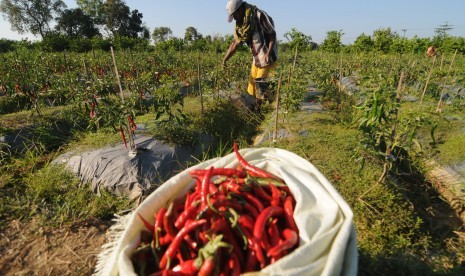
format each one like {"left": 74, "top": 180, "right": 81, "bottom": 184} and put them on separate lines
{"left": 55, "top": 8, "right": 100, "bottom": 38}
{"left": 0, "top": 0, "right": 66, "bottom": 38}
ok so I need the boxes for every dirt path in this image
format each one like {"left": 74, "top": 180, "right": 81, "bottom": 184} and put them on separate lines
{"left": 0, "top": 219, "right": 110, "bottom": 275}
{"left": 427, "top": 160, "right": 465, "bottom": 225}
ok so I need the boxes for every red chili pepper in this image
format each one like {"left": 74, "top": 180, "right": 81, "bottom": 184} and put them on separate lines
{"left": 233, "top": 142, "right": 284, "bottom": 182}
{"left": 137, "top": 213, "right": 154, "bottom": 232}
{"left": 174, "top": 200, "right": 199, "bottom": 229}
{"left": 159, "top": 219, "right": 207, "bottom": 269}
{"left": 120, "top": 126, "right": 127, "bottom": 148}
{"left": 267, "top": 218, "right": 280, "bottom": 247}
{"left": 228, "top": 252, "right": 241, "bottom": 276}
{"left": 198, "top": 255, "right": 216, "bottom": 276}
{"left": 242, "top": 227, "right": 266, "bottom": 268}
{"left": 253, "top": 206, "right": 284, "bottom": 243}
{"left": 221, "top": 178, "right": 249, "bottom": 194}
{"left": 172, "top": 259, "right": 199, "bottom": 274}
{"left": 267, "top": 228, "right": 298, "bottom": 258}
{"left": 284, "top": 196, "right": 299, "bottom": 234}
{"left": 128, "top": 115, "right": 137, "bottom": 130}
{"left": 241, "top": 201, "right": 259, "bottom": 219}
{"left": 269, "top": 182, "right": 282, "bottom": 206}
{"left": 158, "top": 235, "right": 172, "bottom": 246}
{"left": 90, "top": 101, "right": 96, "bottom": 118}
{"left": 164, "top": 201, "right": 177, "bottom": 239}
{"left": 238, "top": 215, "right": 255, "bottom": 231}
{"left": 190, "top": 167, "right": 247, "bottom": 178}
{"left": 252, "top": 183, "right": 273, "bottom": 203}
{"left": 208, "top": 219, "right": 245, "bottom": 265}
{"left": 201, "top": 166, "right": 214, "bottom": 209}
{"left": 245, "top": 249, "right": 258, "bottom": 272}
{"left": 243, "top": 192, "right": 264, "bottom": 212}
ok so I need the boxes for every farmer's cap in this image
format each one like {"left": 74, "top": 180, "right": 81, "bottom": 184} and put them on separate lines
{"left": 226, "top": 0, "right": 243, "bottom": 23}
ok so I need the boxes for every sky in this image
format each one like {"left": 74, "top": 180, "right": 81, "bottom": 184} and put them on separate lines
{"left": 1, "top": 0, "right": 465, "bottom": 44}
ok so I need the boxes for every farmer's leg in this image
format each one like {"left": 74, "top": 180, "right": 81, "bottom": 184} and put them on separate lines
{"left": 248, "top": 62, "right": 276, "bottom": 97}
{"left": 247, "top": 63, "right": 259, "bottom": 97}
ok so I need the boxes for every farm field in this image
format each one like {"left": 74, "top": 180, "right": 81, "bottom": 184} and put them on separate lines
{"left": 1, "top": 47, "right": 465, "bottom": 275}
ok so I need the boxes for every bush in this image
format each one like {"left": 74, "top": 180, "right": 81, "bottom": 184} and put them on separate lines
{"left": 69, "top": 38, "right": 93, "bottom": 53}
{"left": 41, "top": 32, "right": 70, "bottom": 52}
{"left": 0, "top": 39, "right": 15, "bottom": 53}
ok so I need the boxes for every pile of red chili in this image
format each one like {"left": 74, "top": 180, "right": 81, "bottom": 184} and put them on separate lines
{"left": 131, "top": 142, "right": 299, "bottom": 275}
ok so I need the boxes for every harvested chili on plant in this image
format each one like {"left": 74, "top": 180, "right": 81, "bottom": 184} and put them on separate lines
{"left": 131, "top": 142, "right": 299, "bottom": 275}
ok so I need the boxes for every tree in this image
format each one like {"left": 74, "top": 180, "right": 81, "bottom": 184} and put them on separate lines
{"left": 76, "top": 0, "right": 102, "bottom": 18}
{"left": 283, "top": 28, "right": 312, "bottom": 51}
{"left": 352, "top": 33, "right": 374, "bottom": 53}
{"left": 0, "top": 0, "right": 66, "bottom": 38}
{"left": 55, "top": 8, "right": 99, "bottom": 38}
{"left": 184, "top": 26, "right": 202, "bottom": 42}
{"left": 152, "top": 26, "right": 173, "bottom": 44}
{"left": 102, "top": 0, "right": 147, "bottom": 38}
{"left": 320, "top": 30, "right": 344, "bottom": 53}
{"left": 372, "top": 28, "right": 398, "bottom": 53}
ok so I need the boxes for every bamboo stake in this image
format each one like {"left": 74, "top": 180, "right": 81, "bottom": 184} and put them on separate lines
{"left": 283, "top": 46, "right": 299, "bottom": 122}
{"left": 436, "top": 49, "right": 458, "bottom": 113}
{"left": 197, "top": 52, "right": 204, "bottom": 115}
{"left": 440, "top": 53, "right": 445, "bottom": 71}
{"left": 110, "top": 46, "right": 137, "bottom": 155}
{"left": 273, "top": 72, "right": 283, "bottom": 143}
{"left": 419, "top": 55, "right": 437, "bottom": 105}
{"left": 110, "top": 47, "right": 125, "bottom": 103}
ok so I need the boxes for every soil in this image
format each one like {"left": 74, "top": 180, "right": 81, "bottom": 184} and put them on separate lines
{"left": 0, "top": 218, "right": 111, "bottom": 275}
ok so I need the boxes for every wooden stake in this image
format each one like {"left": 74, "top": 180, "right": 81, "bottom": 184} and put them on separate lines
{"left": 198, "top": 52, "right": 204, "bottom": 115}
{"left": 273, "top": 72, "right": 283, "bottom": 143}
{"left": 110, "top": 46, "right": 137, "bottom": 155}
{"left": 110, "top": 46, "right": 125, "bottom": 103}
{"left": 420, "top": 55, "right": 437, "bottom": 105}
{"left": 436, "top": 49, "right": 458, "bottom": 113}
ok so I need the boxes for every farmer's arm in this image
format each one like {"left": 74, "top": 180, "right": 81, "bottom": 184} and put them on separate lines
{"left": 223, "top": 39, "right": 240, "bottom": 66}
{"left": 261, "top": 15, "right": 277, "bottom": 64}
{"left": 265, "top": 33, "right": 276, "bottom": 63}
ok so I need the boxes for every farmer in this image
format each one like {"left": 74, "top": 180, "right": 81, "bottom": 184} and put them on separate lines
{"left": 427, "top": 45, "right": 437, "bottom": 57}
{"left": 222, "top": 0, "right": 278, "bottom": 112}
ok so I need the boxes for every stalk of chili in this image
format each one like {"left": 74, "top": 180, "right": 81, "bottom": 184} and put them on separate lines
{"left": 159, "top": 219, "right": 207, "bottom": 269}
{"left": 155, "top": 207, "right": 167, "bottom": 234}
{"left": 233, "top": 142, "right": 284, "bottom": 183}
{"left": 267, "top": 228, "right": 298, "bottom": 258}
